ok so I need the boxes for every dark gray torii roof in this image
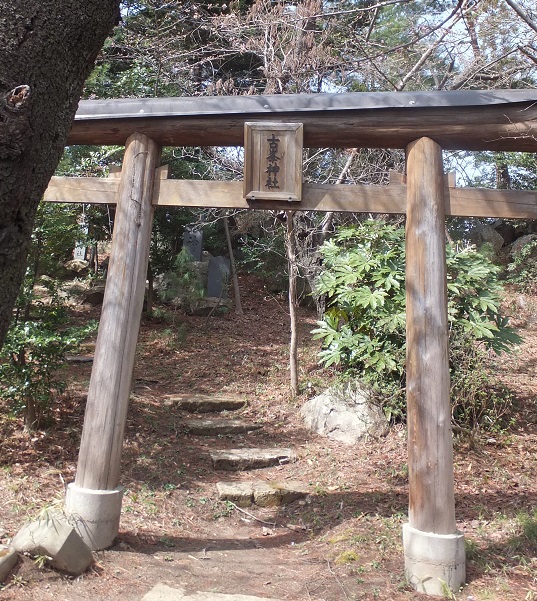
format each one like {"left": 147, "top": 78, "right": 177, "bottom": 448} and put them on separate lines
{"left": 70, "top": 90, "right": 537, "bottom": 151}
{"left": 76, "top": 89, "right": 537, "bottom": 120}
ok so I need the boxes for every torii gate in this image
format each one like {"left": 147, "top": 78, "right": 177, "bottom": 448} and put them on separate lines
{"left": 44, "top": 89, "right": 537, "bottom": 597}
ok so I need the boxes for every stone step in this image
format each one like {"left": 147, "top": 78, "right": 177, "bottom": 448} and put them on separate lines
{"left": 164, "top": 394, "right": 246, "bottom": 413}
{"left": 217, "top": 480, "right": 310, "bottom": 507}
{"left": 210, "top": 448, "right": 296, "bottom": 471}
{"left": 184, "top": 418, "right": 262, "bottom": 436}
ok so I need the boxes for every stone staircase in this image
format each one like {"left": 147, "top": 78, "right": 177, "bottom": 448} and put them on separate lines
{"left": 166, "top": 393, "right": 311, "bottom": 508}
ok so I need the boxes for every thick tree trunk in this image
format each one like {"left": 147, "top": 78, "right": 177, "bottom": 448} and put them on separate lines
{"left": 0, "top": 1, "right": 120, "bottom": 347}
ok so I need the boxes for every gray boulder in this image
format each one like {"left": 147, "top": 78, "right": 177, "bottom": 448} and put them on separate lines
{"left": 11, "top": 512, "right": 93, "bottom": 575}
{"left": 510, "top": 233, "right": 537, "bottom": 257}
{"left": 301, "top": 383, "right": 388, "bottom": 445}
{"left": 471, "top": 222, "right": 505, "bottom": 253}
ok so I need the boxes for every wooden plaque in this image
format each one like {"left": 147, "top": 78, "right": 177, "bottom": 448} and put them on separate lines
{"left": 244, "top": 122, "right": 303, "bottom": 202}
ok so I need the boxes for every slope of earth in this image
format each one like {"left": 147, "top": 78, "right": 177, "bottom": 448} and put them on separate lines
{"left": 0, "top": 275, "right": 535, "bottom": 601}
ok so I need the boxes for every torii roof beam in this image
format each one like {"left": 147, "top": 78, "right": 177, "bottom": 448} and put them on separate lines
{"left": 68, "top": 90, "right": 537, "bottom": 151}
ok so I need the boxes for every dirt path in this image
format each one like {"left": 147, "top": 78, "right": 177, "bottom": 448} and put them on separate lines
{"left": 0, "top": 276, "right": 536, "bottom": 600}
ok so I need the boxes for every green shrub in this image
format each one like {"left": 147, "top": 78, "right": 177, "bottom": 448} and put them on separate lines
{"left": 161, "top": 248, "right": 205, "bottom": 312}
{"left": 506, "top": 236, "right": 537, "bottom": 294}
{"left": 449, "top": 331, "right": 516, "bottom": 434}
{"left": 0, "top": 275, "right": 97, "bottom": 430}
{"left": 312, "top": 220, "right": 521, "bottom": 431}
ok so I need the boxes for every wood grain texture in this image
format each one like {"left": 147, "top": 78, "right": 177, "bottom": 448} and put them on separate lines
{"left": 44, "top": 177, "right": 118, "bottom": 204}
{"left": 153, "top": 180, "right": 408, "bottom": 213}
{"left": 243, "top": 122, "right": 303, "bottom": 201}
{"left": 75, "top": 133, "right": 160, "bottom": 491}
{"left": 44, "top": 176, "right": 537, "bottom": 218}
{"left": 445, "top": 187, "right": 537, "bottom": 218}
{"left": 405, "top": 137, "right": 456, "bottom": 535}
{"left": 67, "top": 104, "right": 537, "bottom": 151}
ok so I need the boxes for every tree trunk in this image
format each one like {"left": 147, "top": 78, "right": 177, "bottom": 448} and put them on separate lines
{"left": 223, "top": 212, "right": 243, "bottom": 316}
{"left": 285, "top": 211, "right": 299, "bottom": 396}
{"left": 24, "top": 394, "right": 38, "bottom": 432}
{"left": 0, "top": 1, "right": 120, "bottom": 348}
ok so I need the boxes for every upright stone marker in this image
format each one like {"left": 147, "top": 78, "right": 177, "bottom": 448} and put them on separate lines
{"left": 73, "top": 244, "right": 86, "bottom": 261}
{"left": 207, "top": 256, "right": 230, "bottom": 298}
{"left": 183, "top": 228, "right": 203, "bottom": 261}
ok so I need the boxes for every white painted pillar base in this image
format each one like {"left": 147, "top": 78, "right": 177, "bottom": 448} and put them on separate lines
{"left": 64, "top": 483, "right": 124, "bottom": 551}
{"left": 403, "top": 523, "right": 465, "bottom": 597}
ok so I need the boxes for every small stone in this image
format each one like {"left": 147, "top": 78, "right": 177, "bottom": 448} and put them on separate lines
{"left": 82, "top": 286, "right": 106, "bottom": 306}
{"left": 64, "top": 259, "right": 89, "bottom": 274}
{"left": 65, "top": 355, "right": 94, "bottom": 364}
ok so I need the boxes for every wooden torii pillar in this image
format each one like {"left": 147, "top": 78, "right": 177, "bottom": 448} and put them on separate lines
{"left": 403, "top": 137, "right": 465, "bottom": 596}
{"left": 65, "top": 132, "right": 160, "bottom": 550}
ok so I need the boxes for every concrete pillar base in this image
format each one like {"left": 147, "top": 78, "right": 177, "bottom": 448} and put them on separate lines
{"left": 64, "top": 483, "right": 124, "bottom": 551}
{"left": 403, "top": 523, "right": 465, "bottom": 597}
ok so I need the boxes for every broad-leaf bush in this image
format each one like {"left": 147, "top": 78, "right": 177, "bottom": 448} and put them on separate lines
{"left": 312, "top": 220, "right": 521, "bottom": 431}
{"left": 0, "top": 275, "right": 97, "bottom": 431}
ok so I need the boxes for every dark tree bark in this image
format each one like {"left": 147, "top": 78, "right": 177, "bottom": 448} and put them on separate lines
{"left": 0, "top": 1, "right": 121, "bottom": 347}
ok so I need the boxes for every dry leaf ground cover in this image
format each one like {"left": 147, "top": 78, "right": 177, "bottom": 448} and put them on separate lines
{"left": 0, "top": 274, "right": 536, "bottom": 600}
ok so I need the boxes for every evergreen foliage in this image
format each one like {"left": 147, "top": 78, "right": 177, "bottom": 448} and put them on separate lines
{"left": 0, "top": 204, "right": 98, "bottom": 430}
{"left": 0, "top": 276, "right": 97, "bottom": 430}
{"left": 160, "top": 248, "right": 206, "bottom": 312}
{"left": 312, "top": 220, "right": 521, "bottom": 430}
{"left": 507, "top": 237, "right": 537, "bottom": 293}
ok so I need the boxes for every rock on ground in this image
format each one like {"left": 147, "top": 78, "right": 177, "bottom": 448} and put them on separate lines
{"left": 301, "top": 383, "right": 388, "bottom": 444}
{"left": 210, "top": 448, "right": 296, "bottom": 471}
{"left": 11, "top": 512, "right": 93, "bottom": 575}
{"left": 216, "top": 480, "right": 310, "bottom": 507}
{"left": 164, "top": 394, "right": 246, "bottom": 413}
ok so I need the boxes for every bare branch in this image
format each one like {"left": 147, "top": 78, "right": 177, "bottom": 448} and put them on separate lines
{"left": 503, "top": 0, "right": 537, "bottom": 34}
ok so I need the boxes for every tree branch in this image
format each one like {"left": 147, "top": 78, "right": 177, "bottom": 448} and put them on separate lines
{"left": 503, "top": 0, "right": 537, "bottom": 34}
